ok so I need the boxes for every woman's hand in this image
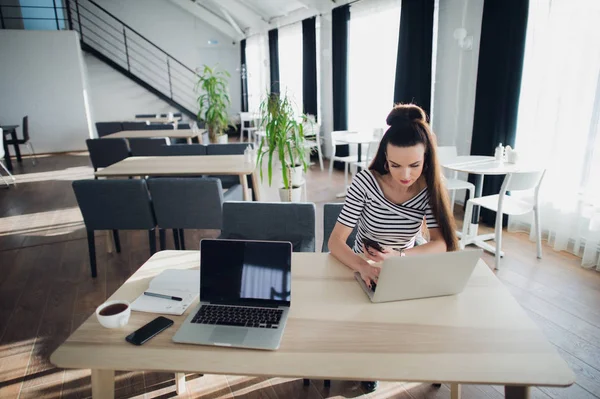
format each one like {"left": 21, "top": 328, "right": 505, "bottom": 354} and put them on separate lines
{"left": 362, "top": 243, "right": 397, "bottom": 263}
{"left": 358, "top": 262, "right": 381, "bottom": 288}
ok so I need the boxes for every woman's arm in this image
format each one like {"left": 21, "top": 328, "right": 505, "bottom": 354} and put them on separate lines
{"left": 404, "top": 227, "right": 447, "bottom": 255}
{"left": 328, "top": 222, "right": 380, "bottom": 286}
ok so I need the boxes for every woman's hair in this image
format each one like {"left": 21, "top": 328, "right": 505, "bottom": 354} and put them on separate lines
{"left": 369, "top": 103, "right": 459, "bottom": 251}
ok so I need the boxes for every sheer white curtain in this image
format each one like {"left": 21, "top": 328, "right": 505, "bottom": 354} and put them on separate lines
{"left": 278, "top": 22, "right": 304, "bottom": 117}
{"left": 245, "top": 34, "right": 270, "bottom": 113}
{"left": 348, "top": 0, "right": 401, "bottom": 132}
{"left": 510, "top": 0, "right": 600, "bottom": 269}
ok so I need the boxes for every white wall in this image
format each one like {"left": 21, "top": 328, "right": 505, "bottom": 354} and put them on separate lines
{"left": 0, "top": 30, "right": 92, "bottom": 154}
{"left": 88, "top": 0, "right": 241, "bottom": 120}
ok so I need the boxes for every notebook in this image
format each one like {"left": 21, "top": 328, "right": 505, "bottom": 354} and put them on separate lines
{"left": 131, "top": 269, "right": 199, "bottom": 315}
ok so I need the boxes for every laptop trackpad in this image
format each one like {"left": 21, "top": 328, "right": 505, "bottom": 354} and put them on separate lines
{"left": 210, "top": 327, "right": 248, "bottom": 345}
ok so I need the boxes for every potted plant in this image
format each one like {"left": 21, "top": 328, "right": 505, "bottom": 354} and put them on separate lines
{"left": 195, "top": 64, "right": 233, "bottom": 143}
{"left": 256, "top": 92, "right": 308, "bottom": 202}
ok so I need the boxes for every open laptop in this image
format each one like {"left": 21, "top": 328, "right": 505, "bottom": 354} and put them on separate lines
{"left": 355, "top": 249, "right": 483, "bottom": 303}
{"left": 173, "top": 239, "right": 292, "bottom": 350}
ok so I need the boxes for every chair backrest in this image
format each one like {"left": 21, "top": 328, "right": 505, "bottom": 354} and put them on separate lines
{"left": 122, "top": 122, "right": 149, "bottom": 131}
{"left": 221, "top": 202, "right": 316, "bottom": 252}
{"left": 86, "top": 138, "right": 130, "bottom": 169}
{"left": 22, "top": 116, "right": 30, "bottom": 141}
{"left": 72, "top": 179, "right": 156, "bottom": 230}
{"left": 147, "top": 177, "right": 226, "bottom": 229}
{"left": 500, "top": 170, "right": 546, "bottom": 196}
{"left": 436, "top": 146, "right": 459, "bottom": 164}
{"left": 177, "top": 123, "right": 190, "bottom": 130}
{"left": 158, "top": 144, "right": 206, "bottom": 156}
{"left": 135, "top": 114, "right": 154, "bottom": 118}
{"left": 95, "top": 122, "right": 123, "bottom": 138}
{"left": 206, "top": 143, "right": 252, "bottom": 155}
{"left": 322, "top": 203, "right": 358, "bottom": 252}
{"left": 129, "top": 138, "right": 170, "bottom": 156}
{"left": 142, "top": 124, "right": 173, "bottom": 131}
{"left": 160, "top": 113, "right": 182, "bottom": 118}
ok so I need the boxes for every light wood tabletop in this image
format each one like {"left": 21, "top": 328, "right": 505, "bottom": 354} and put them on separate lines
{"left": 102, "top": 129, "right": 205, "bottom": 143}
{"left": 50, "top": 251, "right": 573, "bottom": 399}
{"left": 94, "top": 155, "right": 259, "bottom": 201}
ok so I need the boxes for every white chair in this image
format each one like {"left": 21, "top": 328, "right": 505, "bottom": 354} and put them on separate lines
{"left": 329, "top": 131, "right": 358, "bottom": 192}
{"left": 351, "top": 128, "right": 384, "bottom": 171}
{"left": 437, "top": 146, "right": 476, "bottom": 210}
{"left": 240, "top": 112, "right": 258, "bottom": 142}
{"left": 461, "top": 171, "right": 545, "bottom": 270}
{"left": 0, "top": 128, "right": 17, "bottom": 187}
{"left": 303, "top": 121, "right": 324, "bottom": 171}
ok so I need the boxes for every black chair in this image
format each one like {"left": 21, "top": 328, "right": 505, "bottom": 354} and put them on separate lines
{"left": 157, "top": 144, "right": 206, "bottom": 156}
{"left": 147, "top": 177, "right": 244, "bottom": 250}
{"left": 72, "top": 179, "right": 157, "bottom": 278}
{"left": 95, "top": 122, "right": 123, "bottom": 138}
{"left": 160, "top": 113, "right": 182, "bottom": 118}
{"left": 177, "top": 123, "right": 190, "bottom": 129}
{"left": 322, "top": 203, "right": 358, "bottom": 252}
{"left": 135, "top": 114, "right": 155, "bottom": 118}
{"left": 122, "top": 122, "right": 150, "bottom": 131}
{"left": 220, "top": 202, "right": 316, "bottom": 252}
{"left": 206, "top": 143, "right": 254, "bottom": 189}
{"left": 129, "top": 138, "right": 170, "bottom": 156}
{"left": 5, "top": 116, "right": 36, "bottom": 165}
{"left": 86, "top": 138, "right": 130, "bottom": 175}
{"left": 143, "top": 124, "right": 174, "bottom": 131}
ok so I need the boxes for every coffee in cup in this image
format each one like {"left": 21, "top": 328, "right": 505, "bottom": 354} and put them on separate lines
{"left": 96, "top": 300, "right": 131, "bottom": 329}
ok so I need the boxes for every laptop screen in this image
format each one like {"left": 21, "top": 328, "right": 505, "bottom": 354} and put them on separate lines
{"left": 200, "top": 239, "right": 292, "bottom": 307}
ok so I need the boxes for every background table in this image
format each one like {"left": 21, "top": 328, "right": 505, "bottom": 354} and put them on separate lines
{"left": 337, "top": 131, "right": 377, "bottom": 164}
{"left": 102, "top": 129, "right": 205, "bottom": 144}
{"left": 134, "top": 117, "right": 182, "bottom": 123}
{"left": 51, "top": 251, "right": 573, "bottom": 399}
{"left": 1, "top": 124, "right": 20, "bottom": 170}
{"left": 95, "top": 155, "right": 260, "bottom": 201}
{"left": 442, "top": 155, "right": 544, "bottom": 254}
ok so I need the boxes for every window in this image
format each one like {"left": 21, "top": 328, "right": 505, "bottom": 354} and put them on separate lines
{"left": 246, "top": 34, "right": 270, "bottom": 113}
{"left": 278, "top": 22, "right": 303, "bottom": 117}
{"left": 347, "top": 0, "right": 401, "bottom": 132}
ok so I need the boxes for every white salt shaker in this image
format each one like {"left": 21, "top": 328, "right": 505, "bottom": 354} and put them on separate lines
{"left": 494, "top": 143, "right": 504, "bottom": 161}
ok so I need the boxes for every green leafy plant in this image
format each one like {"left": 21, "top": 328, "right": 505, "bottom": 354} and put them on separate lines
{"left": 195, "top": 64, "right": 232, "bottom": 143}
{"left": 256, "top": 92, "right": 308, "bottom": 191}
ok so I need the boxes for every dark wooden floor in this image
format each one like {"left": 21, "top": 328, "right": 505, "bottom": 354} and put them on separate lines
{"left": 1, "top": 153, "right": 600, "bottom": 398}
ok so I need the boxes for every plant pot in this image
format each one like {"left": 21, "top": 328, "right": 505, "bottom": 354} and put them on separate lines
{"left": 290, "top": 165, "right": 304, "bottom": 187}
{"left": 217, "top": 134, "right": 228, "bottom": 144}
{"left": 278, "top": 186, "right": 303, "bottom": 202}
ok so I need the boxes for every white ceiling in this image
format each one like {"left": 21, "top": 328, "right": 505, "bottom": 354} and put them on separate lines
{"left": 171, "top": 0, "right": 348, "bottom": 40}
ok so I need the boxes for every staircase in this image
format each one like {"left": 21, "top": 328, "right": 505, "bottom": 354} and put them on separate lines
{"left": 66, "top": 0, "right": 199, "bottom": 119}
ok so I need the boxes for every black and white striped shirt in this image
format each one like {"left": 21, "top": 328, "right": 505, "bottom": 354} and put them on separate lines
{"left": 338, "top": 170, "right": 439, "bottom": 253}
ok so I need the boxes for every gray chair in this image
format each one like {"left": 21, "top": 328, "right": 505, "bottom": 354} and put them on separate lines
{"left": 322, "top": 203, "right": 358, "bottom": 252}
{"left": 122, "top": 122, "right": 150, "bottom": 131}
{"left": 135, "top": 114, "right": 155, "bottom": 118}
{"left": 177, "top": 123, "right": 190, "bottom": 129}
{"left": 72, "top": 179, "right": 157, "bottom": 278}
{"left": 143, "top": 124, "right": 173, "bottom": 131}
{"left": 206, "top": 143, "right": 254, "bottom": 189}
{"left": 129, "top": 138, "right": 170, "bottom": 156}
{"left": 158, "top": 144, "right": 206, "bottom": 156}
{"left": 220, "top": 202, "right": 316, "bottom": 252}
{"left": 86, "top": 138, "right": 130, "bottom": 175}
{"left": 95, "top": 122, "right": 123, "bottom": 138}
{"left": 147, "top": 177, "right": 244, "bottom": 250}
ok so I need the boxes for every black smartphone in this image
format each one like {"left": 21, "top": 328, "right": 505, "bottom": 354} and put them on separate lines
{"left": 125, "top": 316, "right": 174, "bottom": 346}
{"left": 363, "top": 237, "right": 384, "bottom": 252}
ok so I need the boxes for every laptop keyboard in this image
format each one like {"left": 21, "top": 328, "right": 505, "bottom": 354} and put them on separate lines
{"left": 191, "top": 305, "right": 283, "bottom": 328}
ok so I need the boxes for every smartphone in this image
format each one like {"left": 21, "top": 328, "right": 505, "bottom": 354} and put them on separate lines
{"left": 125, "top": 316, "right": 174, "bottom": 346}
{"left": 363, "top": 237, "right": 384, "bottom": 252}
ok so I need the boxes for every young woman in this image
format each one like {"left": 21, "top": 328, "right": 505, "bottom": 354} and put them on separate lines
{"left": 328, "top": 103, "right": 459, "bottom": 289}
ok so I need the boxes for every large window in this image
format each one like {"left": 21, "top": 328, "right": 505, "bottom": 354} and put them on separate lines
{"left": 278, "top": 22, "right": 303, "bottom": 117}
{"left": 511, "top": 0, "right": 600, "bottom": 269}
{"left": 246, "top": 34, "right": 270, "bottom": 113}
{"left": 347, "top": 0, "right": 401, "bottom": 132}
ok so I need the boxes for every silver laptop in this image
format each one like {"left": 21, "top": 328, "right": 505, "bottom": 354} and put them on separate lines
{"left": 355, "top": 249, "right": 483, "bottom": 303}
{"left": 173, "top": 239, "right": 292, "bottom": 350}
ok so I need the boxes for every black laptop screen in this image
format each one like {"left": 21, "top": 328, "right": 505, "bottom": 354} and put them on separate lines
{"left": 200, "top": 239, "right": 292, "bottom": 306}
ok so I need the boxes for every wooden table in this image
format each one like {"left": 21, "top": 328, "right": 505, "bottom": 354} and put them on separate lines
{"left": 50, "top": 251, "right": 574, "bottom": 399}
{"left": 1, "top": 124, "right": 20, "bottom": 170}
{"left": 134, "top": 117, "right": 182, "bottom": 123}
{"left": 101, "top": 129, "right": 205, "bottom": 144}
{"left": 94, "top": 155, "right": 260, "bottom": 201}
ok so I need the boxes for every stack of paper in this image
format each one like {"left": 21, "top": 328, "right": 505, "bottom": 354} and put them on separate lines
{"left": 131, "top": 269, "right": 199, "bottom": 315}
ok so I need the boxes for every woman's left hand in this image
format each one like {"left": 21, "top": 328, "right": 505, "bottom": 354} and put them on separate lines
{"left": 363, "top": 244, "right": 397, "bottom": 263}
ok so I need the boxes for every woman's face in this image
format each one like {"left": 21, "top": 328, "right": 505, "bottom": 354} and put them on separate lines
{"left": 385, "top": 143, "right": 426, "bottom": 187}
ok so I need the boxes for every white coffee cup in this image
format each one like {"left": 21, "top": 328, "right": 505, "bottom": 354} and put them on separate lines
{"left": 96, "top": 300, "right": 131, "bottom": 329}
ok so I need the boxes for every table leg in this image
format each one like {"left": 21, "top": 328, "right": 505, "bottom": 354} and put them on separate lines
{"left": 450, "top": 383, "right": 461, "bottom": 399}
{"left": 186, "top": 137, "right": 192, "bottom": 144}
{"left": 91, "top": 369, "right": 114, "bottom": 399}
{"left": 240, "top": 174, "right": 250, "bottom": 201}
{"left": 2, "top": 134, "right": 12, "bottom": 171}
{"left": 105, "top": 231, "right": 114, "bottom": 254}
{"left": 505, "top": 385, "right": 530, "bottom": 399}
{"left": 10, "top": 129, "right": 22, "bottom": 163}
{"left": 250, "top": 172, "right": 261, "bottom": 201}
{"left": 175, "top": 372, "right": 187, "bottom": 394}
{"left": 470, "top": 174, "right": 484, "bottom": 236}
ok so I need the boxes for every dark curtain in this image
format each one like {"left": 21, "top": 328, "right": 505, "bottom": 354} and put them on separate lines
{"left": 332, "top": 4, "right": 350, "bottom": 169}
{"left": 302, "top": 16, "right": 318, "bottom": 119}
{"left": 393, "top": 0, "right": 434, "bottom": 116}
{"left": 469, "top": 0, "right": 529, "bottom": 225}
{"left": 240, "top": 39, "right": 248, "bottom": 112}
{"left": 268, "top": 29, "right": 280, "bottom": 95}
